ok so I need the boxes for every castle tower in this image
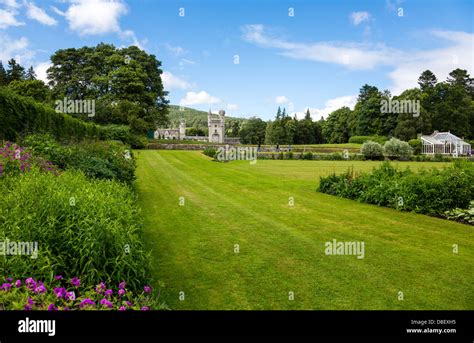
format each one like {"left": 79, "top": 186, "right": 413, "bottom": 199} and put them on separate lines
{"left": 179, "top": 119, "right": 186, "bottom": 139}
{"left": 208, "top": 109, "right": 225, "bottom": 143}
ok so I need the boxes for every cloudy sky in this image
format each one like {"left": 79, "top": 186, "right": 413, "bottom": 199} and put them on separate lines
{"left": 0, "top": 0, "right": 473, "bottom": 119}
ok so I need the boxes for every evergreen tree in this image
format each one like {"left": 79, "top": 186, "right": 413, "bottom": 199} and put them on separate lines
{"left": 25, "top": 66, "right": 37, "bottom": 81}
{"left": 0, "top": 61, "right": 7, "bottom": 86}
{"left": 6, "top": 58, "right": 25, "bottom": 83}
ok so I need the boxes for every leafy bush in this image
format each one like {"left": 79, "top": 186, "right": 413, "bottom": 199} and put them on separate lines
{"left": 0, "top": 87, "right": 101, "bottom": 142}
{"left": 349, "top": 135, "right": 387, "bottom": 144}
{"left": 23, "top": 134, "right": 136, "bottom": 183}
{"left": 360, "top": 141, "right": 383, "bottom": 160}
{"left": 203, "top": 147, "right": 217, "bottom": 158}
{"left": 408, "top": 138, "right": 422, "bottom": 155}
{"left": 318, "top": 161, "right": 474, "bottom": 218}
{"left": 302, "top": 152, "right": 313, "bottom": 160}
{"left": 0, "top": 169, "right": 151, "bottom": 290}
{"left": 99, "top": 124, "right": 148, "bottom": 149}
{"left": 383, "top": 138, "right": 413, "bottom": 160}
{"left": 445, "top": 202, "right": 474, "bottom": 225}
{"left": 0, "top": 276, "right": 166, "bottom": 310}
{"left": 0, "top": 141, "right": 59, "bottom": 176}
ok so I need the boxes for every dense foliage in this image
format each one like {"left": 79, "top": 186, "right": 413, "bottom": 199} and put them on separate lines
{"left": 22, "top": 134, "right": 136, "bottom": 184}
{"left": 318, "top": 161, "right": 474, "bottom": 218}
{"left": 0, "top": 167, "right": 151, "bottom": 291}
{"left": 0, "top": 88, "right": 101, "bottom": 142}
{"left": 0, "top": 277, "right": 165, "bottom": 310}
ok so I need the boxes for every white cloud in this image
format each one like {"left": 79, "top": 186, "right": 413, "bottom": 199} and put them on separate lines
{"left": 241, "top": 24, "right": 399, "bottom": 70}
{"left": 275, "top": 95, "right": 289, "bottom": 104}
{"left": 0, "top": 0, "right": 19, "bottom": 8}
{"left": 161, "top": 71, "right": 191, "bottom": 90}
{"left": 0, "top": 8, "right": 24, "bottom": 28}
{"left": 179, "top": 91, "right": 221, "bottom": 106}
{"left": 179, "top": 58, "right": 195, "bottom": 66}
{"left": 350, "top": 11, "right": 370, "bottom": 26}
{"left": 164, "top": 44, "right": 187, "bottom": 56}
{"left": 34, "top": 61, "right": 51, "bottom": 83}
{"left": 388, "top": 30, "right": 474, "bottom": 94}
{"left": 0, "top": 34, "right": 33, "bottom": 64}
{"left": 25, "top": 2, "right": 57, "bottom": 26}
{"left": 63, "top": 0, "right": 128, "bottom": 35}
{"left": 242, "top": 25, "right": 473, "bottom": 96}
{"left": 305, "top": 95, "right": 357, "bottom": 119}
{"left": 227, "top": 103, "right": 238, "bottom": 110}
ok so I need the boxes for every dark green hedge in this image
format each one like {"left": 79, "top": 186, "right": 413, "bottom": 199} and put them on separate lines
{"left": 0, "top": 87, "right": 101, "bottom": 141}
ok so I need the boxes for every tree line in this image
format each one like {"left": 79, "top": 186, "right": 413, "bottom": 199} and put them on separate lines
{"left": 239, "top": 68, "right": 474, "bottom": 145}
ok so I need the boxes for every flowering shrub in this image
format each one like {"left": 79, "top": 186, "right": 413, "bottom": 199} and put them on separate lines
{"left": 0, "top": 169, "right": 151, "bottom": 290}
{"left": 0, "top": 276, "right": 166, "bottom": 311}
{"left": 0, "top": 141, "right": 58, "bottom": 177}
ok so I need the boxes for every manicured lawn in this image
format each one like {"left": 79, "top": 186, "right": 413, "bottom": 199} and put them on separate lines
{"left": 135, "top": 150, "right": 473, "bottom": 310}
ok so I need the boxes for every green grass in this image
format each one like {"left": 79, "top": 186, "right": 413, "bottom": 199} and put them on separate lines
{"left": 134, "top": 150, "right": 474, "bottom": 310}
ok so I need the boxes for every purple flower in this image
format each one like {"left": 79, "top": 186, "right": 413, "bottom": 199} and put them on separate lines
{"left": 95, "top": 282, "right": 106, "bottom": 294}
{"left": 144, "top": 285, "right": 152, "bottom": 293}
{"left": 104, "top": 289, "right": 113, "bottom": 297}
{"left": 54, "top": 287, "right": 65, "bottom": 299}
{"left": 79, "top": 298, "right": 96, "bottom": 308}
{"left": 100, "top": 298, "right": 113, "bottom": 308}
{"left": 63, "top": 307, "right": 70, "bottom": 311}
{"left": 25, "top": 278, "right": 36, "bottom": 290}
{"left": 118, "top": 289, "right": 125, "bottom": 296}
{"left": 48, "top": 304, "right": 57, "bottom": 311}
{"left": 125, "top": 301, "right": 133, "bottom": 307}
{"left": 119, "top": 281, "right": 126, "bottom": 289}
{"left": 34, "top": 284, "right": 46, "bottom": 294}
{"left": 55, "top": 275, "right": 63, "bottom": 280}
{"left": 1, "top": 283, "right": 12, "bottom": 291}
{"left": 65, "top": 291, "right": 76, "bottom": 301}
{"left": 15, "top": 280, "right": 21, "bottom": 288}
{"left": 24, "top": 305, "right": 32, "bottom": 311}
{"left": 71, "top": 278, "right": 80, "bottom": 287}
{"left": 5, "top": 278, "right": 12, "bottom": 282}
{"left": 141, "top": 306, "right": 150, "bottom": 311}
{"left": 119, "top": 306, "right": 126, "bottom": 311}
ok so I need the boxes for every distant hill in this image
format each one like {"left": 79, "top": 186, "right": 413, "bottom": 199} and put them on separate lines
{"left": 167, "top": 105, "right": 247, "bottom": 131}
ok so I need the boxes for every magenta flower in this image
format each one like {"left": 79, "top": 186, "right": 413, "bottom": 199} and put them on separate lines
{"left": 119, "top": 281, "right": 126, "bottom": 289}
{"left": 141, "top": 306, "right": 150, "bottom": 311}
{"left": 48, "top": 304, "right": 57, "bottom": 311}
{"left": 144, "top": 285, "right": 152, "bottom": 293}
{"left": 15, "top": 280, "right": 21, "bottom": 288}
{"left": 118, "top": 289, "right": 125, "bottom": 296}
{"left": 65, "top": 291, "right": 76, "bottom": 301}
{"left": 25, "top": 278, "right": 36, "bottom": 290}
{"left": 125, "top": 301, "right": 133, "bottom": 307}
{"left": 100, "top": 298, "right": 113, "bottom": 308}
{"left": 24, "top": 305, "right": 32, "bottom": 310}
{"left": 71, "top": 278, "right": 80, "bottom": 287}
{"left": 95, "top": 282, "right": 106, "bottom": 294}
{"left": 54, "top": 287, "right": 65, "bottom": 299}
{"left": 34, "top": 284, "right": 46, "bottom": 294}
{"left": 79, "top": 298, "right": 96, "bottom": 308}
{"left": 0, "top": 283, "right": 12, "bottom": 291}
{"left": 104, "top": 289, "right": 113, "bottom": 297}
{"left": 55, "top": 275, "right": 63, "bottom": 280}
{"left": 119, "top": 306, "right": 126, "bottom": 311}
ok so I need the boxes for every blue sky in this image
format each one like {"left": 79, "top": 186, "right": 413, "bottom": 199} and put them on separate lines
{"left": 0, "top": 0, "right": 473, "bottom": 120}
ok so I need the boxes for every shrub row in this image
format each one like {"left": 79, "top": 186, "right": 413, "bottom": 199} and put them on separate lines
{"left": 0, "top": 168, "right": 151, "bottom": 291}
{"left": 318, "top": 161, "right": 474, "bottom": 217}
{"left": 0, "top": 87, "right": 101, "bottom": 142}
{"left": 360, "top": 138, "right": 413, "bottom": 160}
{"left": 22, "top": 134, "right": 136, "bottom": 184}
{"left": 349, "top": 135, "right": 388, "bottom": 144}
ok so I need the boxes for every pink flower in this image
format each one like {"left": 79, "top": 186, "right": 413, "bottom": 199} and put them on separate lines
{"left": 144, "top": 285, "right": 152, "bottom": 293}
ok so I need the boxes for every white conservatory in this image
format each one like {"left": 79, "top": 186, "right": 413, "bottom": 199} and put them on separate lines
{"left": 421, "top": 131, "right": 471, "bottom": 156}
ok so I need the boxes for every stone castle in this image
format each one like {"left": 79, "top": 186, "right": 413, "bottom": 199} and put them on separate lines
{"left": 154, "top": 109, "right": 239, "bottom": 144}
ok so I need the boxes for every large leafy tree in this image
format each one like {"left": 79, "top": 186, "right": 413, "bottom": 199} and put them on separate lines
{"left": 8, "top": 79, "right": 51, "bottom": 103}
{"left": 47, "top": 43, "right": 169, "bottom": 133}
{"left": 239, "top": 117, "right": 267, "bottom": 144}
{"left": 353, "top": 84, "right": 384, "bottom": 136}
{"left": 322, "top": 107, "right": 353, "bottom": 143}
